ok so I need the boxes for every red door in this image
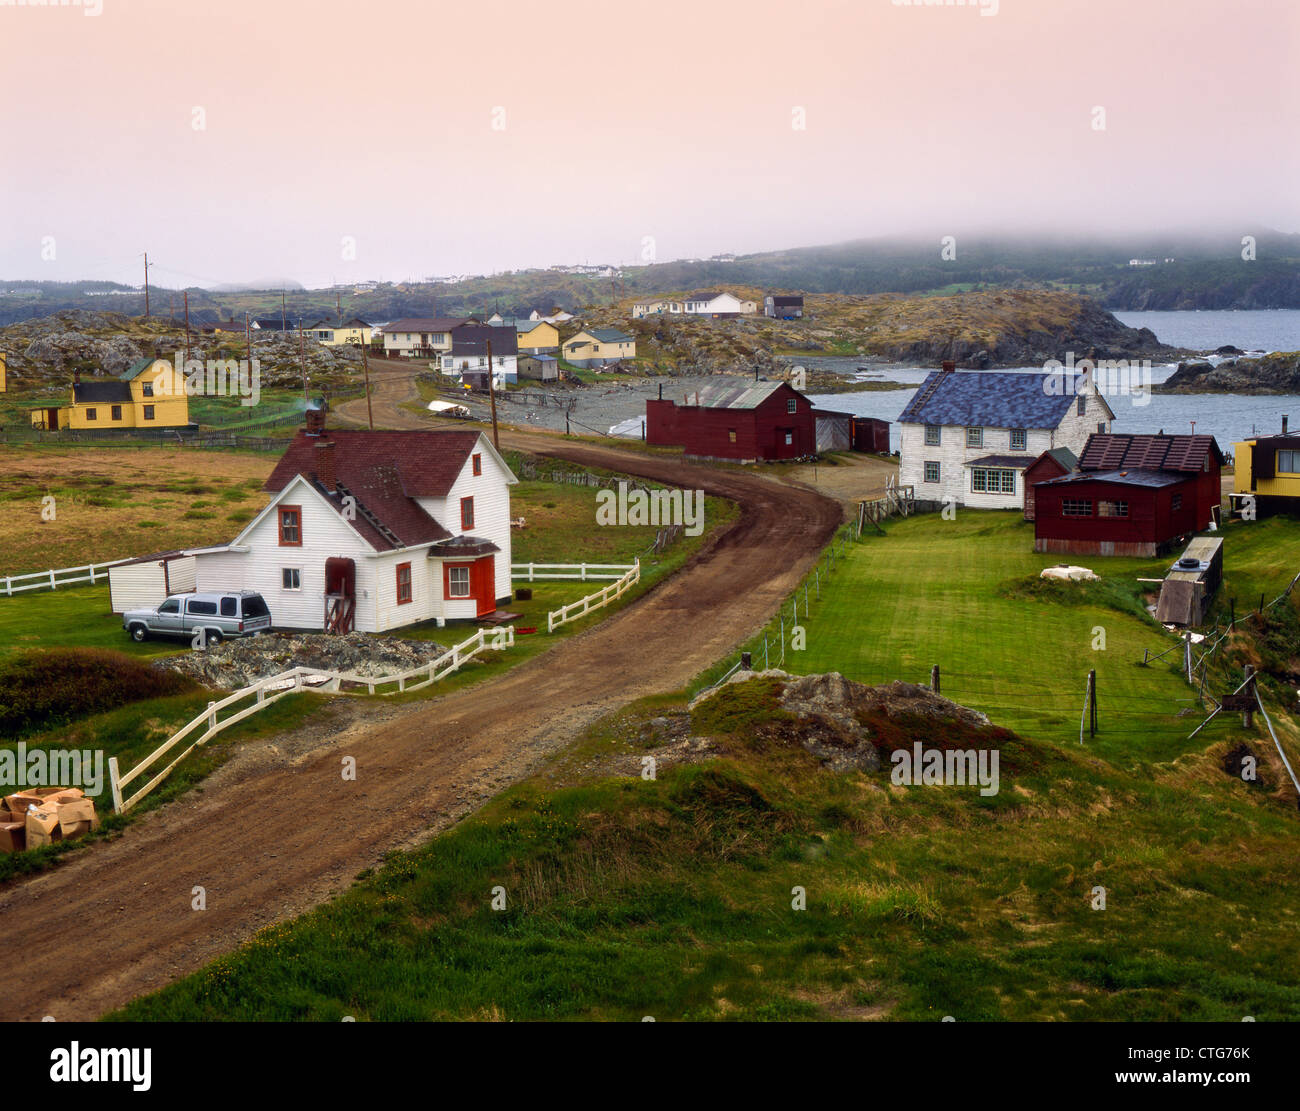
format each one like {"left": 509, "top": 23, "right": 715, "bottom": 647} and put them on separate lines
{"left": 470, "top": 555, "right": 495, "bottom": 618}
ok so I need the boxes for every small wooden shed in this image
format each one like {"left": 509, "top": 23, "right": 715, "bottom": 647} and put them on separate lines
{"left": 1155, "top": 537, "right": 1224, "bottom": 626}
{"left": 108, "top": 551, "right": 197, "bottom": 613}
{"left": 850, "top": 416, "right": 890, "bottom": 454}
{"left": 813, "top": 409, "right": 853, "bottom": 453}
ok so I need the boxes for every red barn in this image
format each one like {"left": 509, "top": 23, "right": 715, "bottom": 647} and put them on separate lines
{"left": 645, "top": 380, "right": 815, "bottom": 462}
{"left": 1033, "top": 433, "right": 1224, "bottom": 557}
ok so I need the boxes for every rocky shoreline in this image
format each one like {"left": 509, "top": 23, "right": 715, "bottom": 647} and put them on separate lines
{"left": 1157, "top": 351, "right": 1300, "bottom": 394}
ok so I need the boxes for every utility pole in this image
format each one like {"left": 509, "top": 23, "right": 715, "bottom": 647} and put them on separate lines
{"left": 486, "top": 337, "right": 500, "bottom": 450}
{"left": 142, "top": 252, "right": 151, "bottom": 317}
{"left": 337, "top": 290, "right": 342, "bottom": 325}
{"left": 281, "top": 291, "right": 287, "bottom": 333}
{"left": 245, "top": 311, "right": 252, "bottom": 365}
{"left": 362, "top": 340, "right": 373, "bottom": 429}
{"left": 299, "top": 319, "right": 308, "bottom": 400}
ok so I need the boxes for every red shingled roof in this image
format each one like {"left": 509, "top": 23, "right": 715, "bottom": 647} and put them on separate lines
{"left": 264, "top": 430, "right": 485, "bottom": 551}
{"left": 1078, "top": 433, "right": 1223, "bottom": 474}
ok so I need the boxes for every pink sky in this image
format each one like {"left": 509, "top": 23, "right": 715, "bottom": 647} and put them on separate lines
{"left": 2, "top": 0, "right": 1296, "bottom": 286}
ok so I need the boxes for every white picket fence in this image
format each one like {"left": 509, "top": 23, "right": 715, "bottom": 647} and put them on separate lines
{"left": 108, "top": 625, "right": 515, "bottom": 814}
{"left": 2, "top": 559, "right": 131, "bottom": 597}
{"left": 547, "top": 560, "right": 640, "bottom": 633}
{"left": 512, "top": 562, "right": 636, "bottom": 582}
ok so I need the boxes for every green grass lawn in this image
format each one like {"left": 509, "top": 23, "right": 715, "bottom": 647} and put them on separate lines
{"left": 0, "top": 585, "right": 184, "bottom": 660}
{"left": 694, "top": 511, "right": 1297, "bottom": 768}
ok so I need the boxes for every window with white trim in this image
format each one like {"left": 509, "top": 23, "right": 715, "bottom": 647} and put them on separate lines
{"left": 448, "top": 566, "right": 470, "bottom": 598}
{"left": 1098, "top": 500, "right": 1129, "bottom": 518}
{"left": 1062, "top": 498, "right": 1092, "bottom": 517}
{"left": 970, "top": 468, "right": 1016, "bottom": 494}
{"left": 282, "top": 568, "right": 301, "bottom": 590}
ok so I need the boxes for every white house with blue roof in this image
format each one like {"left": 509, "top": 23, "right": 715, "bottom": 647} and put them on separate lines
{"left": 897, "top": 361, "right": 1115, "bottom": 510}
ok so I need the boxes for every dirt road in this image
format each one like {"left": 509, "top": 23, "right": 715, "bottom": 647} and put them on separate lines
{"left": 0, "top": 361, "right": 842, "bottom": 1019}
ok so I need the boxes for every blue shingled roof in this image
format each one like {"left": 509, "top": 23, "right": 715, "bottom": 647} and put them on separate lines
{"left": 898, "top": 371, "right": 1093, "bottom": 430}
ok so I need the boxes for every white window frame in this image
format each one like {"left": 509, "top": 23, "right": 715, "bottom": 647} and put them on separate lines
{"left": 282, "top": 568, "right": 301, "bottom": 590}
{"left": 448, "top": 566, "right": 471, "bottom": 599}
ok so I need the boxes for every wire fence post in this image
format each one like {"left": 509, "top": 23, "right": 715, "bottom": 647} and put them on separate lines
{"left": 763, "top": 636, "right": 769, "bottom": 671}
{"left": 815, "top": 567, "right": 820, "bottom": 599}
{"left": 1184, "top": 632, "right": 1193, "bottom": 684}
{"left": 1089, "top": 668, "right": 1098, "bottom": 737}
{"left": 1243, "top": 665, "right": 1255, "bottom": 729}
{"left": 930, "top": 664, "right": 940, "bottom": 694}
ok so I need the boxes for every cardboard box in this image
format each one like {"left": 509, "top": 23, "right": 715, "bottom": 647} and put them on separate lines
{"left": 25, "top": 808, "right": 61, "bottom": 849}
{"left": 60, "top": 820, "right": 93, "bottom": 840}
{"left": 4, "top": 793, "right": 43, "bottom": 815}
{"left": 0, "top": 821, "right": 25, "bottom": 854}
{"left": 32, "top": 787, "right": 64, "bottom": 798}
{"left": 54, "top": 798, "right": 95, "bottom": 826}
{"left": 49, "top": 788, "right": 85, "bottom": 803}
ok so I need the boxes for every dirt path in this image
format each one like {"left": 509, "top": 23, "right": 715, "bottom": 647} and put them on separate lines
{"left": 0, "top": 360, "right": 842, "bottom": 1020}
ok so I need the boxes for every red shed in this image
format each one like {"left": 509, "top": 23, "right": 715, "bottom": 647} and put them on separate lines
{"left": 1077, "top": 433, "right": 1223, "bottom": 529}
{"left": 1022, "top": 447, "right": 1077, "bottom": 522}
{"left": 850, "top": 416, "right": 891, "bottom": 454}
{"left": 645, "top": 380, "right": 815, "bottom": 462}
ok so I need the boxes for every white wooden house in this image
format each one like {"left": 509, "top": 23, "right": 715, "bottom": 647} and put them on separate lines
{"left": 191, "top": 426, "right": 517, "bottom": 632}
{"left": 897, "top": 362, "right": 1115, "bottom": 510}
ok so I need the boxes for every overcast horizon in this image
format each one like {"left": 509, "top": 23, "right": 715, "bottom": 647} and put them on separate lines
{"left": 2, "top": 0, "right": 1296, "bottom": 289}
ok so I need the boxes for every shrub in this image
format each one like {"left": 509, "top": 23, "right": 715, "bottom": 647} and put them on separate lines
{"left": 0, "top": 648, "right": 196, "bottom": 738}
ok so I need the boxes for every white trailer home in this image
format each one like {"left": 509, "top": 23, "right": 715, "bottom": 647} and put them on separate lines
{"left": 107, "top": 552, "right": 197, "bottom": 614}
{"left": 192, "top": 425, "right": 517, "bottom": 632}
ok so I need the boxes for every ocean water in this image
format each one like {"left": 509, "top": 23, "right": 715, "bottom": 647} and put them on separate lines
{"left": 801, "top": 309, "right": 1300, "bottom": 454}
{"left": 1113, "top": 309, "right": 1300, "bottom": 353}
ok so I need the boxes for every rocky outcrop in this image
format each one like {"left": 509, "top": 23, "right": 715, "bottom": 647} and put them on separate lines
{"left": 691, "top": 670, "right": 991, "bottom": 773}
{"left": 1158, "top": 351, "right": 1300, "bottom": 394}
{"left": 160, "top": 631, "right": 449, "bottom": 690}
{"left": 0, "top": 310, "right": 362, "bottom": 388}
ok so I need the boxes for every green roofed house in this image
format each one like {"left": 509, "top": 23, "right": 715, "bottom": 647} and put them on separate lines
{"left": 562, "top": 328, "right": 635, "bottom": 369}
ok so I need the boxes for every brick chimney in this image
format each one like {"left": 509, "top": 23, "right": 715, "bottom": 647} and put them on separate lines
{"left": 941, "top": 360, "right": 956, "bottom": 374}
{"left": 305, "top": 403, "right": 325, "bottom": 436}
{"left": 314, "top": 440, "right": 337, "bottom": 492}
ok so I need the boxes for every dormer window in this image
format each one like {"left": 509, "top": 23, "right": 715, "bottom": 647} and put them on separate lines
{"left": 142, "top": 383, "right": 154, "bottom": 397}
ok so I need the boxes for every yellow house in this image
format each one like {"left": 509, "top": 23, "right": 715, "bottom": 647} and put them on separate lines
{"left": 31, "top": 358, "right": 190, "bottom": 431}
{"left": 1232, "top": 431, "right": 1300, "bottom": 515}
{"left": 516, "top": 320, "right": 559, "bottom": 351}
{"left": 562, "top": 328, "right": 636, "bottom": 368}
